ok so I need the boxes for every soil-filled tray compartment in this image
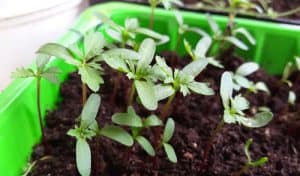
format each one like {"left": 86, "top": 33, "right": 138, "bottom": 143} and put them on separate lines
{"left": 0, "top": 2, "right": 299, "bottom": 176}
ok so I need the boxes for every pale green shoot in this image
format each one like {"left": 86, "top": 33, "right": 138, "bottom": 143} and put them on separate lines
{"left": 161, "top": 118, "right": 177, "bottom": 163}
{"left": 220, "top": 72, "right": 273, "bottom": 128}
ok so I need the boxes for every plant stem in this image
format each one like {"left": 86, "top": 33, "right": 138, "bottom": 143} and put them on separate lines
{"left": 128, "top": 82, "right": 136, "bottom": 106}
{"left": 200, "top": 119, "right": 225, "bottom": 173}
{"left": 36, "top": 76, "right": 44, "bottom": 140}
{"left": 161, "top": 92, "right": 176, "bottom": 121}
{"left": 232, "top": 164, "right": 249, "bottom": 176}
{"left": 149, "top": 5, "right": 156, "bottom": 29}
{"left": 110, "top": 72, "right": 121, "bottom": 106}
{"left": 277, "top": 6, "right": 300, "bottom": 17}
{"left": 174, "top": 34, "right": 182, "bottom": 51}
{"left": 82, "top": 83, "right": 87, "bottom": 105}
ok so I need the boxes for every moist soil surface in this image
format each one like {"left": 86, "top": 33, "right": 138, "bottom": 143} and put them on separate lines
{"left": 90, "top": 0, "right": 300, "bottom": 21}
{"left": 29, "top": 50, "right": 300, "bottom": 176}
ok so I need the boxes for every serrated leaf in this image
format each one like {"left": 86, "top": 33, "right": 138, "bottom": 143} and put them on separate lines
{"left": 84, "top": 31, "right": 105, "bottom": 59}
{"left": 80, "top": 93, "right": 101, "bottom": 128}
{"left": 67, "top": 128, "right": 80, "bottom": 138}
{"left": 163, "top": 118, "right": 175, "bottom": 143}
{"left": 236, "top": 62, "right": 259, "bottom": 76}
{"left": 154, "top": 84, "right": 175, "bottom": 101}
{"left": 143, "top": 115, "right": 163, "bottom": 127}
{"left": 76, "top": 139, "right": 91, "bottom": 176}
{"left": 225, "top": 36, "right": 248, "bottom": 50}
{"left": 11, "top": 68, "right": 35, "bottom": 79}
{"left": 37, "top": 43, "right": 79, "bottom": 65}
{"left": 41, "top": 67, "right": 61, "bottom": 84}
{"left": 231, "top": 95, "right": 250, "bottom": 112}
{"left": 136, "top": 136, "right": 155, "bottom": 156}
{"left": 234, "top": 28, "right": 256, "bottom": 45}
{"left": 78, "top": 66, "right": 103, "bottom": 92}
{"left": 137, "top": 38, "right": 156, "bottom": 70}
{"left": 188, "top": 81, "right": 214, "bottom": 95}
{"left": 112, "top": 106, "right": 143, "bottom": 127}
{"left": 220, "top": 72, "right": 233, "bottom": 108}
{"left": 181, "top": 59, "right": 208, "bottom": 78}
{"left": 195, "top": 36, "right": 212, "bottom": 58}
{"left": 238, "top": 111, "right": 273, "bottom": 128}
{"left": 103, "top": 48, "right": 140, "bottom": 62}
{"left": 100, "top": 125, "right": 133, "bottom": 146}
{"left": 163, "top": 143, "right": 177, "bottom": 163}
{"left": 134, "top": 80, "right": 158, "bottom": 110}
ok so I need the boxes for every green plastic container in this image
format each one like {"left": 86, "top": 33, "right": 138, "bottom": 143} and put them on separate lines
{"left": 0, "top": 2, "right": 299, "bottom": 176}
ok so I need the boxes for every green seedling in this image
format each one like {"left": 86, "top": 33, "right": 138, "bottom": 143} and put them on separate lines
{"left": 173, "top": 10, "right": 208, "bottom": 50}
{"left": 153, "top": 56, "right": 214, "bottom": 119}
{"left": 148, "top": 0, "right": 183, "bottom": 28}
{"left": 206, "top": 14, "right": 256, "bottom": 52}
{"left": 103, "top": 38, "right": 159, "bottom": 110}
{"left": 12, "top": 54, "right": 60, "bottom": 139}
{"left": 233, "top": 138, "right": 268, "bottom": 176}
{"left": 161, "top": 118, "right": 177, "bottom": 163}
{"left": 221, "top": 71, "right": 273, "bottom": 127}
{"left": 184, "top": 36, "right": 224, "bottom": 68}
{"left": 68, "top": 94, "right": 133, "bottom": 176}
{"left": 112, "top": 106, "right": 162, "bottom": 156}
{"left": 95, "top": 13, "right": 169, "bottom": 49}
{"left": 232, "top": 62, "right": 270, "bottom": 94}
{"left": 37, "top": 31, "right": 106, "bottom": 104}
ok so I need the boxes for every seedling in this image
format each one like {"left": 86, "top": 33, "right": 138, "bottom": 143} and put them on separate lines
{"left": 232, "top": 62, "right": 270, "bottom": 94}
{"left": 184, "top": 37, "right": 224, "bottom": 68}
{"left": 173, "top": 10, "right": 208, "bottom": 50}
{"left": 11, "top": 54, "right": 60, "bottom": 139}
{"left": 95, "top": 13, "right": 169, "bottom": 49}
{"left": 200, "top": 71, "right": 272, "bottom": 172}
{"left": 233, "top": 138, "right": 268, "bottom": 176}
{"left": 153, "top": 56, "right": 214, "bottom": 119}
{"left": 148, "top": 0, "right": 183, "bottom": 28}
{"left": 206, "top": 14, "right": 256, "bottom": 54}
{"left": 37, "top": 30, "right": 106, "bottom": 104}
{"left": 112, "top": 106, "right": 162, "bottom": 156}
{"left": 161, "top": 118, "right": 177, "bottom": 163}
{"left": 103, "top": 38, "right": 159, "bottom": 110}
{"left": 68, "top": 94, "right": 133, "bottom": 176}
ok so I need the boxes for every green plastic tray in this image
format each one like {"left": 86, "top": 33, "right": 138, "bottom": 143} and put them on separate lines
{"left": 0, "top": 2, "right": 299, "bottom": 176}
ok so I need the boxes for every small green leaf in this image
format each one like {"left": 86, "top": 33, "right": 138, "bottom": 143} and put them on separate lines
{"left": 76, "top": 139, "right": 91, "bottom": 176}
{"left": 36, "top": 54, "right": 50, "bottom": 70}
{"left": 37, "top": 43, "right": 79, "bottom": 65}
{"left": 112, "top": 106, "right": 143, "bottom": 127}
{"left": 255, "top": 82, "right": 270, "bottom": 94}
{"left": 136, "top": 136, "right": 155, "bottom": 156}
{"left": 183, "top": 39, "right": 195, "bottom": 60}
{"left": 220, "top": 72, "right": 233, "bottom": 108}
{"left": 143, "top": 115, "right": 163, "bottom": 127}
{"left": 11, "top": 68, "right": 35, "bottom": 79}
{"left": 163, "top": 118, "right": 175, "bottom": 143}
{"left": 224, "top": 109, "right": 236, "bottom": 124}
{"left": 84, "top": 31, "right": 105, "bottom": 59}
{"left": 135, "top": 28, "right": 169, "bottom": 45}
{"left": 154, "top": 84, "right": 175, "bottom": 101}
{"left": 194, "top": 36, "right": 212, "bottom": 58}
{"left": 163, "top": 143, "right": 177, "bottom": 163}
{"left": 78, "top": 66, "right": 103, "bottom": 92}
{"left": 100, "top": 125, "right": 133, "bottom": 146}
{"left": 206, "top": 15, "right": 221, "bottom": 35}
{"left": 231, "top": 95, "right": 249, "bottom": 112}
{"left": 225, "top": 36, "right": 248, "bottom": 50}
{"left": 67, "top": 128, "right": 80, "bottom": 138}
{"left": 234, "top": 28, "right": 256, "bottom": 45}
{"left": 103, "top": 56, "right": 129, "bottom": 73}
{"left": 134, "top": 80, "right": 158, "bottom": 110}
{"left": 238, "top": 111, "right": 273, "bottom": 128}
{"left": 41, "top": 67, "right": 61, "bottom": 84}
{"left": 233, "top": 74, "right": 252, "bottom": 89}
{"left": 249, "top": 157, "right": 268, "bottom": 167}
{"left": 188, "top": 81, "right": 214, "bottom": 95}
{"left": 80, "top": 94, "right": 101, "bottom": 128}
{"left": 137, "top": 38, "right": 156, "bottom": 70}
{"left": 236, "top": 62, "right": 259, "bottom": 76}
{"left": 181, "top": 59, "right": 208, "bottom": 78}
{"left": 207, "top": 57, "right": 224, "bottom": 68}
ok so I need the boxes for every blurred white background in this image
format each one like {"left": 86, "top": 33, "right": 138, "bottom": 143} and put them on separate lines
{"left": 0, "top": 0, "right": 88, "bottom": 91}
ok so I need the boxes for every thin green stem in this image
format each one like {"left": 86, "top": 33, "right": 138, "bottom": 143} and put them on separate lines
{"left": 276, "top": 6, "right": 300, "bottom": 17}
{"left": 161, "top": 92, "right": 176, "bottom": 121}
{"left": 36, "top": 76, "right": 44, "bottom": 140}
{"left": 174, "top": 34, "right": 182, "bottom": 51}
{"left": 128, "top": 82, "right": 136, "bottom": 106}
{"left": 82, "top": 83, "right": 87, "bottom": 105}
{"left": 149, "top": 5, "right": 156, "bottom": 29}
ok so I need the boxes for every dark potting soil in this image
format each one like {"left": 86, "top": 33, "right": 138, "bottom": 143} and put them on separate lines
{"left": 90, "top": 0, "right": 300, "bottom": 21}
{"left": 29, "top": 51, "right": 300, "bottom": 176}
